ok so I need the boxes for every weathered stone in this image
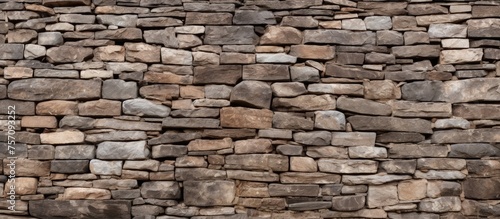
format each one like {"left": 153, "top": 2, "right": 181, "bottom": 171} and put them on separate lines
{"left": 331, "top": 195, "right": 365, "bottom": 211}
{"left": 388, "top": 144, "right": 449, "bottom": 158}
{"left": 233, "top": 10, "right": 275, "bottom": 24}
{"left": 141, "top": 181, "right": 180, "bottom": 199}
{"left": 184, "top": 181, "right": 235, "bottom": 206}
{"left": 293, "top": 131, "right": 332, "bottom": 146}
{"left": 290, "top": 157, "right": 317, "bottom": 172}
{"left": 415, "top": 170, "right": 466, "bottom": 180}
{"left": 137, "top": 17, "right": 182, "bottom": 27}
{"left": 392, "top": 45, "right": 440, "bottom": 58}
{"left": 78, "top": 99, "right": 121, "bottom": 116}
{"left": 348, "top": 116, "right": 432, "bottom": 134}
{"left": 194, "top": 65, "right": 242, "bottom": 85}
{"left": 440, "top": 49, "right": 483, "bottom": 64}
{"left": 304, "top": 30, "right": 376, "bottom": 45}
{"left": 38, "top": 32, "right": 63, "bottom": 46}
{"left": 24, "top": 44, "right": 46, "bottom": 59}
{"left": 467, "top": 19, "right": 500, "bottom": 38}
{"left": 289, "top": 45, "right": 334, "bottom": 60}
{"left": 404, "top": 32, "right": 429, "bottom": 45}
{"left": 143, "top": 72, "right": 192, "bottom": 85}
{"left": 4, "top": 67, "right": 33, "bottom": 79}
{"left": 40, "top": 130, "right": 84, "bottom": 145}
{"left": 96, "top": 141, "right": 149, "bottom": 160}
{"left": 220, "top": 107, "right": 273, "bottom": 129}
{"left": 94, "top": 45, "right": 125, "bottom": 62}
{"left": 89, "top": 160, "right": 122, "bottom": 176}
{"left": 417, "top": 158, "right": 466, "bottom": 170}
{"left": 269, "top": 184, "right": 319, "bottom": 197}
{"left": 435, "top": 118, "right": 470, "bottom": 130}
{"left": 319, "top": 159, "right": 378, "bottom": 174}
{"left": 7, "top": 29, "right": 37, "bottom": 44}
{"left": 428, "top": 24, "right": 467, "bottom": 38}
{"left": 343, "top": 174, "right": 412, "bottom": 185}
{"left": 230, "top": 81, "right": 272, "bottom": 109}
{"left": 325, "top": 64, "right": 384, "bottom": 79}
{"left": 160, "top": 48, "right": 192, "bottom": 65}
{"left": 365, "top": 16, "right": 392, "bottom": 30}
{"left": 4, "top": 177, "right": 37, "bottom": 196}
{"left": 162, "top": 117, "right": 219, "bottom": 129}
{"left": 273, "top": 95, "right": 335, "bottom": 111}
{"left": 308, "top": 84, "right": 363, "bottom": 96}
{"left": 204, "top": 26, "right": 258, "bottom": 45}
{"left": 186, "top": 12, "right": 232, "bottom": 25}
{"left": 377, "top": 30, "right": 404, "bottom": 45}
{"left": 9, "top": 79, "right": 100, "bottom": 101}
{"left": 314, "top": 111, "right": 345, "bottom": 131}
{"left": 419, "top": 197, "right": 461, "bottom": 213}
{"left": 187, "top": 138, "right": 232, "bottom": 151}
{"left": 29, "top": 200, "right": 131, "bottom": 219}
{"left": 337, "top": 97, "right": 391, "bottom": 116}
{"left": 407, "top": 4, "right": 447, "bottom": 16}
{"left": 55, "top": 145, "right": 95, "bottom": 159}
{"left": 331, "top": 132, "right": 376, "bottom": 147}
{"left": 306, "top": 146, "right": 348, "bottom": 159}
{"left": 271, "top": 82, "right": 307, "bottom": 97}
{"left": 364, "top": 80, "right": 400, "bottom": 100}
{"left": 282, "top": 16, "right": 319, "bottom": 28}
{"left": 243, "top": 64, "right": 290, "bottom": 81}
{"left": 273, "top": 112, "right": 314, "bottom": 130}
{"left": 358, "top": 1, "right": 408, "bottom": 16}
{"left": 225, "top": 154, "right": 288, "bottom": 172}
{"left": 192, "top": 51, "right": 219, "bottom": 65}
{"left": 95, "top": 28, "right": 142, "bottom": 40}
{"left": 152, "top": 145, "right": 187, "bottom": 158}
{"left": 256, "top": 53, "right": 297, "bottom": 64}
{"left": 448, "top": 143, "right": 500, "bottom": 157}
{"left": 235, "top": 139, "right": 272, "bottom": 154}
{"left": 462, "top": 200, "right": 500, "bottom": 217}
{"left": 123, "top": 99, "right": 170, "bottom": 117}
{"left": 367, "top": 184, "right": 399, "bottom": 208}
{"left": 427, "top": 181, "right": 461, "bottom": 198}
{"left": 380, "top": 160, "right": 416, "bottom": 174}
{"left": 365, "top": 53, "right": 395, "bottom": 64}
{"left": 46, "top": 46, "right": 93, "bottom": 63}
{"left": 124, "top": 42, "right": 160, "bottom": 63}
{"left": 280, "top": 172, "right": 340, "bottom": 184}
{"left": 432, "top": 129, "right": 500, "bottom": 144}
{"left": 349, "top": 146, "right": 387, "bottom": 159}
{"left": 392, "top": 101, "right": 451, "bottom": 118}
{"left": 342, "top": 19, "right": 366, "bottom": 30}
{"left": 416, "top": 14, "right": 472, "bottom": 26}
{"left": 398, "top": 179, "right": 427, "bottom": 201}
{"left": 227, "top": 170, "right": 279, "bottom": 182}
{"left": 50, "top": 160, "right": 89, "bottom": 173}
{"left": 260, "top": 26, "right": 302, "bottom": 45}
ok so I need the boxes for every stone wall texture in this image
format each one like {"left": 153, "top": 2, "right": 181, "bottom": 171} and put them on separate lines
{"left": 0, "top": 0, "right": 500, "bottom": 218}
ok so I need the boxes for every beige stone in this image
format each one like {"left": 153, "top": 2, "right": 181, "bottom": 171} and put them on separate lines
{"left": 93, "top": 45, "right": 125, "bottom": 62}
{"left": 36, "top": 100, "right": 78, "bottom": 115}
{"left": 21, "top": 116, "right": 57, "bottom": 128}
{"left": 367, "top": 184, "right": 399, "bottom": 208}
{"left": 220, "top": 107, "right": 273, "bottom": 129}
{"left": 290, "top": 157, "right": 317, "bottom": 172}
{"left": 4, "top": 67, "right": 33, "bottom": 79}
{"left": 4, "top": 177, "right": 38, "bottom": 195}
{"left": 78, "top": 99, "right": 121, "bottom": 116}
{"left": 59, "top": 188, "right": 111, "bottom": 200}
{"left": 440, "top": 49, "right": 483, "bottom": 64}
{"left": 187, "top": 138, "right": 233, "bottom": 151}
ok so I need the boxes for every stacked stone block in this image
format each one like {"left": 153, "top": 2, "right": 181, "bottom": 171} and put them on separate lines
{"left": 0, "top": 0, "right": 499, "bottom": 218}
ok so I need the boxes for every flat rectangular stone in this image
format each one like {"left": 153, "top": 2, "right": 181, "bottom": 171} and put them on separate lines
{"left": 416, "top": 14, "right": 471, "bottom": 26}
{"left": 432, "top": 129, "right": 500, "bottom": 143}
{"left": 308, "top": 83, "right": 363, "bottom": 96}
{"left": 225, "top": 154, "right": 288, "bottom": 172}
{"left": 202, "top": 129, "right": 256, "bottom": 139}
{"left": 331, "top": 132, "right": 376, "bottom": 147}
{"left": 50, "top": 160, "right": 89, "bottom": 173}
{"left": 269, "top": 184, "right": 319, "bottom": 197}
{"left": 392, "top": 101, "right": 452, "bottom": 117}
{"left": 325, "top": 64, "right": 384, "bottom": 79}
{"left": 272, "top": 95, "right": 336, "bottom": 111}
{"left": 392, "top": 45, "right": 441, "bottom": 58}
{"left": 94, "top": 119, "right": 162, "bottom": 131}
{"left": 388, "top": 144, "right": 450, "bottom": 158}
{"left": 468, "top": 18, "right": 500, "bottom": 38}
{"left": 227, "top": 170, "right": 279, "bottom": 182}
{"left": 0, "top": 44, "right": 24, "bottom": 60}
{"left": 318, "top": 159, "right": 378, "bottom": 174}
{"left": 8, "top": 79, "right": 101, "bottom": 101}
{"left": 453, "top": 104, "right": 500, "bottom": 120}
{"left": 342, "top": 174, "right": 412, "bottom": 185}
{"left": 204, "top": 26, "right": 258, "bottom": 45}
{"left": 187, "top": 138, "right": 232, "bottom": 151}
{"left": 336, "top": 97, "right": 392, "bottom": 116}
{"left": 348, "top": 115, "right": 433, "bottom": 134}
{"left": 162, "top": 117, "right": 220, "bottom": 129}
{"left": 29, "top": 200, "right": 131, "bottom": 219}
{"left": 193, "top": 65, "right": 242, "bottom": 85}
{"left": 304, "top": 30, "right": 376, "bottom": 45}
{"left": 220, "top": 107, "right": 273, "bottom": 129}
{"left": 243, "top": 64, "right": 290, "bottom": 81}
{"left": 0, "top": 100, "right": 35, "bottom": 115}
{"left": 280, "top": 172, "right": 341, "bottom": 184}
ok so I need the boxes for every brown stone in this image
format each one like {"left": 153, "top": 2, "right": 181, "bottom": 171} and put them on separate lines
{"left": 36, "top": 100, "right": 78, "bottom": 115}
{"left": 46, "top": 46, "right": 93, "bottom": 63}
{"left": 260, "top": 26, "right": 302, "bottom": 45}
{"left": 187, "top": 138, "right": 232, "bottom": 151}
{"left": 21, "top": 116, "right": 57, "bottom": 128}
{"left": 272, "top": 95, "right": 336, "bottom": 111}
{"left": 8, "top": 79, "right": 101, "bottom": 101}
{"left": 289, "top": 45, "right": 335, "bottom": 60}
{"left": 398, "top": 179, "right": 427, "bottom": 201}
{"left": 78, "top": 99, "right": 121, "bottom": 116}
{"left": 124, "top": 42, "right": 160, "bottom": 63}
{"left": 193, "top": 65, "right": 242, "bottom": 85}
{"left": 220, "top": 107, "right": 273, "bottom": 129}
{"left": 325, "top": 64, "right": 384, "bottom": 79}
{"left": 242, "top": 64, "right": 290, "bottom": 81}
{"left": 348, "top": 115, "right": 433, "bottom": 134}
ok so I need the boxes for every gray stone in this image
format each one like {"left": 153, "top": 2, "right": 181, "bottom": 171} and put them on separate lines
{"left": 8, "top": 78, "right": 101, "bottom": 101}
{"left": 24, "top": 44, "right": 46, "bottom": 59}
{"left": 377, "top": 30, "right": 404, "bottom": 45}
{"left": 125, "top": 42, "right": 161, "bottom": 63}
{"left": 7, "top": 29, "right": 37, "bottom": 43}
{"left": 414, "top": 170, "right": 466, "bottom": 180}
{"left": 175, "top": 168, "right": 226, "bottom": 181}
{"left": 96, "top": 141, "right": 150, "bottom": 160}
{"left": 331, "top": 132, "right": 376, "bottom": 147}
{"left": 227, "top": 170, "right": 279, "bottom": 182}
{"left": 342, "top": 19, "right": 366, "bottom": 31}
{"left": 348, "top": 116, "right": 433, "bottom": 134}
{"left": 184, "top": 181, "right": 235, "bottom": 206}
{"left": 161, "top": 48, "right": 192, "bottom": 65}
{"left": 419, "top": 197, "right": 461, "bottom": 213}
{"left": 367, "top": 184, "right": 398, "bottom": 208}
{"left": 152, "top": 145, "right": 187, "bottom": 158}
{"left": 269, "top": 184, "right": 320, "bottom": 197}
{"left": 205, "top": 85, "right": 233, "bottom": 99}
{"left": 225, "top": 154, "right": 288, "bottom": 171}
{"left": 162, "top": 118, "right": 219, "bottom": 129}
{"left": 204, "top": 26, "right": 258, "bottom": 45}
{"left": 318, "top": 159, "right": 378, "bottom": 174}
{"left": 273, "top": 112, "right": 314, "bottom": 130}
{"left": 417, "top": 158, "right": 466, "bottom": 170}
{"left": 230, "top": 81, "right": 272, "bottom": 109}
{"left": 432, "top": 129, "right": 500, "bottom": 144}
{"left": 404, "top": 32, "right": 429, "bottom": 45}
{"left": 256, "top": 53, "right": 297, "bottom": 64}
{"left": 388, "top": 144, "right": 449, "bottom": 158}
{"left": 272, "top": 95, "right": 336, "bottom": 111}
{"left": 185, "top": 12, "right": 232, "bottom": 25}
{"left": 463, "top": 178, "right": 500, "bottom": 200}
{"left": 290, "top": 66, "right": 320, "bottom": 82}
{"left": 392, "top": 101, "right": 452, "bottom": 118}
{"left": 123, "top": 99, "right": 170, "bottom": 117}
{"left": 289, "top": 202, "right": 332, "bottom": 211}
{"left": 293, "top": 131, "right": 332, "bottom": 146}
{"left": 97, "top": 15, "right": 137, "bottom": 27}
{"left": 304, "top": 30, "right": 376, "bottom": 45}
{"left": 358, "top": 1, "right": 408, "bottom": 16}
{"left": 141, "top": 181, "right": 180, "bottom": 199}
{"left": 314, "top": 110, "right": 345, "bottom": 131}
{"left": 428, "top": 24, "right": 467, "bottom": 38}
{"left": 137, "top": 17, "right": 183, "bottom": 27}
{"left": 467, "top": 18, "right": 500, "bottom": 38}
{"left": 102, "top": 79, "right": 137, "bottom": 100}
{"left": 144, "top": 28, "right": 178, "bottom": 48}
{"left": 407, "top": 4, "right": 448, "bottom": 15}
{"left": 434, "top": 118, "right": 470, "bottom": 130}
{"left": 349, "top": 146, "right": 387, "bottom": 159}
{"left": 280, "top": 172, "right": 341, "bottom": 184}
{"left": 427, "top": 181, "right": 461, "bottom": 198}
{"left": 331, "top": 195, "right": 365, "bottom": 211}
{"left": 380, "top": 160, "right": 416, "bottom": 174}
{"left": 260, "top": 26, "right": 302, "bottom": 45}
{"left": 50, "top": 160, "right": 89, "bottom": 174}
{"left": 95, "top": 28, "right": 143, "bottom": 40}
{"left": 307, "top": 146, "right": 348, "bottom": 159}
{"left": 365, "top": 53, "right": 395, "bottom": 64}
{"left": 282, "top": 16, "right": 319, "bottom": 28}
{"left": 38, "top": 32, "right": 63, "bottom": 46}
{"left": 29, "top": 200, "right": 131, "bottom": 219}
{"left": 462, "top": 200, "right": 500, "bottom": 217}
{"left": 416, "top": 14, "right": 472, "bottom": 26}
{"left": 449, "top": 143, "right": 500, "bottom": 158}
{"left": 194, "top": 65, "right": 242, "bottom": 85}
{"left": 337, "top": 97, "right": 392, "bottom": 116}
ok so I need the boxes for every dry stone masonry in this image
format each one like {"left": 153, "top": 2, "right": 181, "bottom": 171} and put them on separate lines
{"left": 0, "top": 0, "right": 499, "bottom": 218}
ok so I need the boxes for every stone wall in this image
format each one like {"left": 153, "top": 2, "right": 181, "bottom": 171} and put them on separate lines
{"left": 0, "top": 0, "right": 500, "bottom": 218}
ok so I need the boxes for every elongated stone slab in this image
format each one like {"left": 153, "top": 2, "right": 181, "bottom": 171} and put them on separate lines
{"left": 8, "top": 79, "right": 101, "bottom": 101}
{"left": 325, "top": 64, "right": 384, "bottom": 79}
{"left": 432, "top": 129, "right": 500, "bottom": 143}
{"left": 29, "top": 200, "right": 131, "bottom": 219}
{"left": 453, "top": 104, "right": 500, "bottom": 120}
{"left": 304, "top": 30, "right": 376, "bottom": 45}
{"left": 348, "top": 116, "right": 433, "bottom": 134}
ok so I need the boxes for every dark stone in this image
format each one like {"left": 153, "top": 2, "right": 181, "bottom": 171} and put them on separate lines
{"left": 325, "top": 64, "right": 384, "bottom": 80}
{"left": 50, "top": 160, "right": 89, "bottom": 173}
{"left": 29, "top": 200, "right": 131, "bottom": 219}
{"left": 331, "top": 195, "right": 365, "bottom": 211}
{"left": 463, "top": 178, "right": 500, "bottom": 200}
{"left": 8, "top": 79, "right": 101, "bottom": 101}
{"left": 348, "top": 116, "right": 433, "bottom": 134}
{"left": 193, "top": 65, "right": 242, "bottom": 85}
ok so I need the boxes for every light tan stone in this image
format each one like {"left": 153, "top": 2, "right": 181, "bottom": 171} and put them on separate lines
{"left": 398, "top": 179, "right": 427, "bottom": 201}
{"left": 59, "top": 188, "right": 111, "bottom": 200}
{"left": 4, "top": 67, "right": 33, "bottom": 79}
{"left": 21, "top": 116, "right": 58, "bottom": 128}
{"left": 40, "top": 130, "right": 85, "bottom": 144}
{"left": 4, "top": 177, "right": 38, "bottom": 195}
{"left": 290, "top": 157, "right": 317, "bottom": 172}
{"left": 36, "top": 100, "right": 78, "bottom": 115}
